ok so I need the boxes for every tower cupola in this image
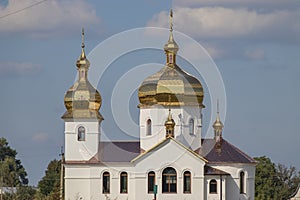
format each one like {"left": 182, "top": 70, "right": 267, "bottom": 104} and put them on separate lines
{"left": 62, "top": 28, "right": 103, "bottom": 121}
{"left": 165, "top": 109, "right": 176, "bottom": 138}
{"left": 213, "top": 101, "right": 223, "bottom": 142}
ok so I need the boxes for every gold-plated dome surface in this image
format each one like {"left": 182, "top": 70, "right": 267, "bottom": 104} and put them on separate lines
{"left": 138, "top": 10, "right": 204, "bottom": 108}
{"left": 213, "top": 114, "right": 223, "bottom": 129}
{"left": 138, "top": 64, "right": 204, "bottom": 107}
{"left": 62, "top": 28, "right": 103, "bottom": 120}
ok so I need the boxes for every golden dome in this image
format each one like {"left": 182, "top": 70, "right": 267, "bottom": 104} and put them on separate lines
{"left": 165, "top": 109, "right": 175, "bottom": 138}
{"left": 213, "top": 113, "right": 223, "bottom": 130}
{"left": 138, "top": 64, "right": 204, "bottom": 107}
{"left": 138, "top": 10, "right": 204, "bottom": 108}
{"left": 62, "top": 29, "right": 103, "bottom": 120}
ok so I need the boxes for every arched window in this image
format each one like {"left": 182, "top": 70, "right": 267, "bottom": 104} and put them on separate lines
{"left": 102, "top": 172, "right": 110, "bottom": 194}
{"left": 183, "top": 171, "right": 191, "bottom": 193}
{"left": 146, "top": 119, "right": 152, "bottom": 136}
{"left": 120, "top": 172, "right": 128, "bottom": 193}
{"left": 148, "top": 171, "right": 155, "bottom": 193}
{"left": 189, "top": 118, "right": 194, "bottom": 135}
{"left": 77, "top": 126, "right": 85, "bottom": 141}
{"left": 162, "top": 167, "right": 177, "bottom": 193}
{"left": 209, "top": 179, "right": 217, "bottom": 193}
{"left": 240, "top": 171, "right": 245, "bottom": 194}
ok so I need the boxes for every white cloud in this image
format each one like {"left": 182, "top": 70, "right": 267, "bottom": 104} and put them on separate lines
{"left": 173, "top": 0, "right": 300, "bottom": 8}
{"left": 0, "top": 62, "right": 41, "bottom": 75}
{"left": 147, "top": 7, "right": 300, "bottom": 42}
{"left": 0, "top": 0, "right": 100, "bottom": 37}
{"left": 32, "top": 133, "right": 49, "bottom": 142}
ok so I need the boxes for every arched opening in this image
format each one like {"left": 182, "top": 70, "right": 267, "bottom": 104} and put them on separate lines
{"left": 183, "top": 171, "right": 191, "bottom": 193}
{"left": 162, "top": 167, "right": 177, "bottom": 193}
{"left": 77, "top": 126, "right": 85, "bottom": 141}
{"left": 209, "top": 179, "right": 217, "bottom": 193}
{"left": 102, "top": 172, "right": 110, "bottom": 194}
{"left": 120, "top": 172, "right": 128, "bottom": 193}
{"left": 146, "top": 119, "right": 152, "bottom": 136}
{"left": 189, "top": 118, "right": 194, "bottom": 135}
{"left": 148, "top": 171, "right": 155, "bottom": 193}
{"left": 240, "top": 171, "right": 245, "bottom": 194}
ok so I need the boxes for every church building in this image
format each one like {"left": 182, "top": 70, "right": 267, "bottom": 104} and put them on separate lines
{"left": 62, "top": 11, "right": 256, "bottom": 200}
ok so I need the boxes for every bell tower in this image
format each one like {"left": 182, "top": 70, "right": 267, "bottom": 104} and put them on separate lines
{"left": 62, "top": 29, "right": 103, "bottom": 162}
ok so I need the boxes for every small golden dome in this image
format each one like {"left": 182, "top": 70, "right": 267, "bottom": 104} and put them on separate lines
{"left": 213, "top": 114, "right": 223, "bottom": 130}
{"left": 165, "top": 109, "right": 176, "bottom": 127}
{"left": 165, "top": 109, "right": 175, "bottom": 138}
{"left": 62, "top": 29, "right": 103, "bottom": 120}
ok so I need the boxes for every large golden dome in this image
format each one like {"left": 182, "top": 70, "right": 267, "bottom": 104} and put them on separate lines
{"left": 62, "top": 29, "right": 103, "bottom": 120}
{"left": 138, "top": 10, "right": 204, "bottom": 108}
{"left": 138, "top": 64, "right": 204, "bottom": 107}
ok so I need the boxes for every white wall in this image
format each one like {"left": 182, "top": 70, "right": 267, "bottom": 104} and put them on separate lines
{"left": 208, "top": 164, "right": 256, "bottom": 200}
{"left": 140, "top": 106, "right": 202, "bottom": 151}
{"left": 64, "top": 121, "right": 101, "bottom": 161}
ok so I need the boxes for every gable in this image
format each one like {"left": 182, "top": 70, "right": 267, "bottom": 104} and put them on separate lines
{"left": 132, "top": 138, "right": 206, "bottom": 170}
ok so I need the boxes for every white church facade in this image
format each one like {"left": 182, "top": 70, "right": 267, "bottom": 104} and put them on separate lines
{"left": 62, "top": 11, "right": 256, "bottom": 200}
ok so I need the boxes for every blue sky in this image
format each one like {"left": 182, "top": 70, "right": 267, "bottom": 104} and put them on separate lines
{"left": 0, "top": 0, "right": 299, "bottom": 186}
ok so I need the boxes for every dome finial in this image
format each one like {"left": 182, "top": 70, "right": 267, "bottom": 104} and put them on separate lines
{"left": 213, "top": 99, "right": 223, "bottom": 142}
{"left": 81, "top": 27, "right": 85, "bottom": 49}
{"left": 164, "top": 9, "right": 179, "bottom": 64}
{"left": 76, "top": 27, "right": 90, "bottom": 69}
{"left": 170, "top": 9, "right": 173, "bottom": 32}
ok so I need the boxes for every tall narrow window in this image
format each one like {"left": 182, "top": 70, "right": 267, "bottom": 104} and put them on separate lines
{"left": 189, "top": 118, "right": 194, "bottom": 135}
{"left": 162, "top": 167, "right": 177, "bottom": 193}
{"left": 148, "top": 171, "right": 155, "bottom": 193}
{"left": 120, "top": 172, "right": 128, "bottom": 193}
{"left": 77, "top": 126, "right": 85, "bottom": 141}
{"left": 183, "top": 171, "right": 191, "bottom": 193}
{"left": 240, "top": 171, "right": 245, "bottom": 194}
{"left": 146, "top": 119, "right": 152, "bottom": 136}
{"left": 209, "top": 179, "right": 217, "bottom": 193}
{"left": 102, "top": 172, "right": 110, "bottom": 194}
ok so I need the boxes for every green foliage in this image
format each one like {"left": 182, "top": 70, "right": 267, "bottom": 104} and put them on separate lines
{"left": 15, "top": 186, "right": 36, "bottom": 200}
{"left": 36, "top": 159, "right": 61, "bottom": 199}
{"left": 0, "top": 137, "right": 28, "bottom": 186}
{"left": 255, "top": 156, "right": 300, "bottom": 200}
{"left": 0, "top": 137, "right": 34, "bottom": 199}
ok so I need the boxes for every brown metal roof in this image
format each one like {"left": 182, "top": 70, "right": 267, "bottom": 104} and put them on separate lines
{"left": 196, "top": 139, "right": 256, "bottom": 164}
{"left": 99, "top": 141, "right": 140, "bottom": 162}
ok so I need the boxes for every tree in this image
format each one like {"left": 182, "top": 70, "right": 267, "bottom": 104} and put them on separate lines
{"left": 254, "top": 156, "right": 279, "bottom": 199}
{"left": 276, "top": 163, "right": 300, "bottom": 199}
{"left": 0, "top": 137, "right": 28, "bottom": 186}
{"left": 255, "top": 156, "right": 300, "bottom": 200}
{"left": 0, "top": 137, "right": 32, "bottom": 200}
{"left": 36, "top": 159, "right": 61, "bottom": 199}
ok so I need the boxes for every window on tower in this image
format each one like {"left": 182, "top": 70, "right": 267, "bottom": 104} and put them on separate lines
{"left": 120, "top": 172, "right": 128, "bottom": 193}
{"left": 209, "top": 179, "right": 217, "bottom": 193}
{"left": 189, "top": 118, "right": 194, "bottom": 135}
{"left": 162, "top": 167, "right": 177, "bottom": 193}
{"left": 77, "top": 126, "right": 85, "bottom": 141}
{"left": 146, "top": 119, "right": 152, "bottom": 136}
{"left": 102, "top": 172, "right": 110, "bottom": 194}
{"left": 240, "top": 171, "right": 245, "bottom": 194}
{"left": 148, "top": 171, "right": 155, "bottom": 193}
